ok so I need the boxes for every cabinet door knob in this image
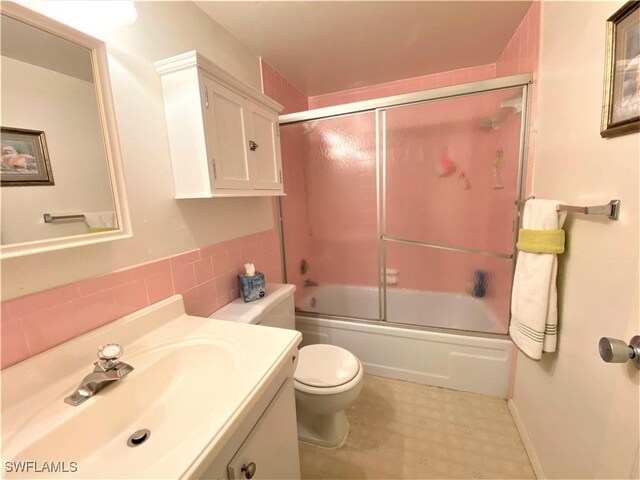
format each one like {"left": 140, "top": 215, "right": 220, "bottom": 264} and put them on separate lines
{"left": 241, "top": 462, "right": 256, "bottom": 479}
{"left": 249, "top": 140, "right": 259, "bottom": 151}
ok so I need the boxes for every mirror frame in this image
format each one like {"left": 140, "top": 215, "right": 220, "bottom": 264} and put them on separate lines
{"left": 0, "top": 1, "right": 132, "bottom": 259}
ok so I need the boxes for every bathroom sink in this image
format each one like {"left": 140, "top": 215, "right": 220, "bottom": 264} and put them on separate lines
{"left": 8, "top": 342, "right": 236, "bottom": 478}
{"left": 1, "top": 296, "right": 301, "bottom": 478}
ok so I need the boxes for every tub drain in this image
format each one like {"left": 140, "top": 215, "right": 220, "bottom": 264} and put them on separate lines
{"left": 127, "top": 429, "right": 151, "bottom": 447}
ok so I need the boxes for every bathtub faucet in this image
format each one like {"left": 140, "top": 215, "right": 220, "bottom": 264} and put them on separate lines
{"left": 303, "top": 279, "right": 319, "bottom": 288}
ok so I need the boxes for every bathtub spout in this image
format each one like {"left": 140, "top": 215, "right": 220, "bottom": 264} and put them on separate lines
{"left": 304, "top": 280, "right": 319, "bottom": 288}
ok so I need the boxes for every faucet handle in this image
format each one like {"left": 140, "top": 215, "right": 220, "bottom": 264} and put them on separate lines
{"left": 98, "top": 344, "right": 123, "bottom": 369}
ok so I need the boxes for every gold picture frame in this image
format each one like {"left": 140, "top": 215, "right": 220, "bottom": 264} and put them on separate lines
{"left": 1, "top": 127, "right": 54, "bottom": 186}
{"left": 601, "top": 0, "right": 640, "bottom": 138}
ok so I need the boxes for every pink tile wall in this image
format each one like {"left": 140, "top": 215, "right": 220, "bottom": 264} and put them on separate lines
{"left": 260, "top": 61, "right": 313, "bottom": 301}
{"left": 385, "top": 89, "right": 522, "bottom": 255}
{"left": 302, "top": 113, "right": 378, "bottom": 288}
{"left": 496, "top": 1, "right": 541, "bottom": 194}
{"left": 496, "top": 2, "right": 540, "bottom": 77}
{"left": 382, "top": 88, "right": 524, "bottom": 332}
{"left": 279, "top": 123, "right": 314, "bottom": 301}
{"left": 261, "top": 60, "right": 309, "bottom": 114}
{"left": 0, "top": 229, "right": 282, "bottom": 370}
{"left": 308, "top": 64, "right": 496, "bottom": 109}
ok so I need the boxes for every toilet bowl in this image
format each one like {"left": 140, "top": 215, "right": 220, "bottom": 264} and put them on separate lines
{"left": 209, "top": 283, "right": 363, "bottom": 448}
{"left": 294, "top": 344, "right": 364, "bottom": 447}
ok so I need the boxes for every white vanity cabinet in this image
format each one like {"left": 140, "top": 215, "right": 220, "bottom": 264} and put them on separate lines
{"left": 227, "top": 379, "right": 300, "bottom": 479}
{"left": 198, "top": 369, "right": 301, "bottom": 480}
{"left": 155, "top": 51, "right": 284, "bottom": 198}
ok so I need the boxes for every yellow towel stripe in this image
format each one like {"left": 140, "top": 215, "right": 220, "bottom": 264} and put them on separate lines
{"left": 517, "top": 228, "right": 565, "bottom": 254}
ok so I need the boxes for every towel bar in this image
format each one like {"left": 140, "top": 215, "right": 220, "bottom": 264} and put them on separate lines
{"left": 43, "top": 213, "right": 86, "bottom": 223}
{"left": 515, "top": 197, "right": 621, "bottom": 220}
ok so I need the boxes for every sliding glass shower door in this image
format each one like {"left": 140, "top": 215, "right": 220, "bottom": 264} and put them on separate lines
{"left": 383, "top": 87, "right": 526, "bottom": 334}
{"left": 280, "top": 112, "right": 380, "bottom": 320}
{"left": 279, "top": 81, "right": 528, "bottom": 335}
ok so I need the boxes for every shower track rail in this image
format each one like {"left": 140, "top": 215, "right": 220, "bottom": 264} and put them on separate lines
{"left": 279, "top": 74, "right": 532, "bottom": 125}
{"left": 383, "top": 236, "right": 513, "bottom": 260}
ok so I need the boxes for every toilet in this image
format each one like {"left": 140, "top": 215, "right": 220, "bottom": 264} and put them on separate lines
{"left": 210, "top": 283, "right": 363, "bottom": 448}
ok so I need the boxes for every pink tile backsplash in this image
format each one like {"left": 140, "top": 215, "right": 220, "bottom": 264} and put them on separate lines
{"left": 0, "top": 229, "right": 282, "bottom": 370}
{"left": 78, "top": 269, "right": 133, "bottom": 297}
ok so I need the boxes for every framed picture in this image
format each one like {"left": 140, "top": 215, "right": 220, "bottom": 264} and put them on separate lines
{"left": 1, "top": 127, "right": 54, "bottom": 186}
{"left": 601, "top": 1, "right": 640, "bottom": 138}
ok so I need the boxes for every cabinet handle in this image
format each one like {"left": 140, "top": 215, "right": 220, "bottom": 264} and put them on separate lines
{"left": 249, "top": 140, "right": 259, "bottom": 151}
{"left": 204, "top": 86, "right": 209, "bottom": 109}
{"left": 241, "top": 462, "right": 256, "bottom": 479}
{"left": 279, "top": 169, "right": 283, "bottom": 183}
{"left": 212, "top": 159, "right": 217, "bottom": 179}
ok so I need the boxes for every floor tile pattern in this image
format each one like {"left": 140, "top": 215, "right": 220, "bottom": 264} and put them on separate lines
{"left": 299, "top": 375, "right": 535, "bottom": 479}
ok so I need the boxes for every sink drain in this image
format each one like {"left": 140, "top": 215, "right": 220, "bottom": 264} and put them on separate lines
{"left": 127, "top": 429, "right": 151, "bottom": 447}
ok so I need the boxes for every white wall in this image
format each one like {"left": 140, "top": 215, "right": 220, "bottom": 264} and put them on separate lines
{"left": 1, "top": 56, "right": 114, "bottom": 244}
{"left": 1, "top": 1, "right": 274, "bottom": 300}
{"left": 512, "top": 2, "right": 639, "bottom": 478}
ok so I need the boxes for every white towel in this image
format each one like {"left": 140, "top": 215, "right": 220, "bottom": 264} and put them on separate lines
{"left": 509, "top": 199, "right": 566, "bottom": 359}
{"left": 84, "top": 211, "right": 117, "bottom": 230}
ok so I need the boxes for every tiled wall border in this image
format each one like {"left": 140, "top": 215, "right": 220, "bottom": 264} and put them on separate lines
{"left": 1, "top": 229, "right": 282, "bottom": 369}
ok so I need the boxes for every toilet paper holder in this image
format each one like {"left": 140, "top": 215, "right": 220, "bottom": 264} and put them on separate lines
{"left": 598, "top": 336, "right": 640, "bottom": 369}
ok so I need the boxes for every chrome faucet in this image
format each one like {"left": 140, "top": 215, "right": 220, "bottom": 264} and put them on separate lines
{"left": 64, "top": 344, "right": 134, "bottom": 406}
{"left": 303, "top": 279, "right": 319, "bottom": 288}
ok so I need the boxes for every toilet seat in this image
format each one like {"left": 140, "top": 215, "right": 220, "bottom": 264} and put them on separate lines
{"left": 294, "top": 344, "right": 360, "bottom": 388}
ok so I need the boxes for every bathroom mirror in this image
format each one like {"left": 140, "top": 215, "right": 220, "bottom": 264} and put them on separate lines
{"left": 0, "top": 2, "right": 131, "bottom": 258}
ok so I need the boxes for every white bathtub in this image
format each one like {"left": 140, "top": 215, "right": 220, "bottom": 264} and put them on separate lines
{"left": 295, "top": 284, "right": 514, "bottom": 397}
{"left": 296, "top": 284, "right": 506, "bottom": 334}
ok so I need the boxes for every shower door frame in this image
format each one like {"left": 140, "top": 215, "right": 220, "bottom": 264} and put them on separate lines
{"left": 278, "top": 73, "right": 532, "bottom": 338}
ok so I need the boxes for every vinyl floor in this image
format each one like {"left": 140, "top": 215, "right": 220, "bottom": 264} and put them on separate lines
{"left": 299, "top": 374, "right": 535, "bottom": 479}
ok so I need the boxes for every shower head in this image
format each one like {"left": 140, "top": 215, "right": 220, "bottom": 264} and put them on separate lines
{"left": 500, "top": 95, "right": 523, "bottom": 113}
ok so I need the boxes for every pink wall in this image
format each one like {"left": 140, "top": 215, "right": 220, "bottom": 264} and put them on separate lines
{"left": 496, "top": 1, "right": 540, "bottom": 77}
{"left": 496, "top": 1, "right": 541, "bottom": 194}
{"left": 299, "top": 113, "right": 378, "bottom": 290}
{"left": 261, "top": 60, "right": 308, "bottom": 114}
{"left": 260, "top": 61, "right": 312, "bottom": 301}
{"left": 279, "top": 123, "right": 313, "bottom": 297}
{"left": 1, "top": 229, "right": 282, "bottom": 369}
{"left": 384, "top": 89, "right": 525, "bottom": 329}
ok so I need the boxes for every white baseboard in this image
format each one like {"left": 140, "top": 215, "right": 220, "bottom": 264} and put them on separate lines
{"left": 508, "top": 399, "right": 546, "bottom": 479}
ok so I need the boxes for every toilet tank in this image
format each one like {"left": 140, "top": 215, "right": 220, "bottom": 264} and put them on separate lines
{"left": 209, "top": 283, "right": 296, "bottom": 329}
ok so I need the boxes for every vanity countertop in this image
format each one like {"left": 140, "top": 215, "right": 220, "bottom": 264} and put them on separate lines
{"left": 0, "top": 295, "right": 301, "bottom": 479}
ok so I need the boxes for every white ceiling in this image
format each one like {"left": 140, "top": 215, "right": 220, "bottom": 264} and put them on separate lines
{"left": 197, "top": 1, "right": 532, "bottom": 96}
{"left": 1, "top": 13, "right": 94, "bottom": 83}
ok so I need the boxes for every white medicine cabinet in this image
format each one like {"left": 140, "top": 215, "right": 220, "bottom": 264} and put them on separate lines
{"left": 155, "top": 51, "right": 284, "bottom": 198}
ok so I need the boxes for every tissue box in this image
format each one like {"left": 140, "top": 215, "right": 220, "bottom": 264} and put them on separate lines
{"left": 238, "top": 272, "right": 266, "bottom": 303}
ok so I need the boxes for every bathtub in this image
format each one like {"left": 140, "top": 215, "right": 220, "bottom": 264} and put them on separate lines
{"left": 295, "top": 284, "right": 514, "bottom": 397}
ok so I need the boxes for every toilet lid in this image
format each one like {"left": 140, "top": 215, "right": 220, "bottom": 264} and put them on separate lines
{"left": 295, "top": 344, "right": 360, "bottom": 388}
